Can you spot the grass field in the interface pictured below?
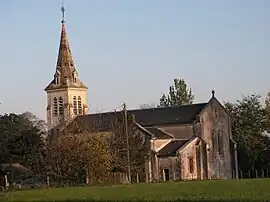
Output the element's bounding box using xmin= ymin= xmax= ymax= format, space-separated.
xmin=1 ymin=179 xmax=270 ymax=202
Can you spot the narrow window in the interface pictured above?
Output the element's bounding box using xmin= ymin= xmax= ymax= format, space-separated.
xmin=72 ymin=71 xmax=77 ymax=83
xmin=188 ymin=156 xmax=194 ymax=173
xmin=211 ymin=130 xmax=216 ymax=152
xmin=58 ymin=97 xmax=64 ymax=115
xmin=78 ymin=96 xmax=82 ymax=114
xmin=53 ymin=97 xmax=58 ymax=116
xmin=218 ymin=131 xmax=223 ymax=156
xmin=73 ymin=96 xmax=77 ymax=115
xmin=214 ymin=108 xmax=218 ymax=117
xmin=55 ymin=76 xmax=59 ymax=84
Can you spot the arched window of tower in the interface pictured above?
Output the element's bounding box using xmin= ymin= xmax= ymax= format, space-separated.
xmin=53 ymin=97 xmax=58 ymax=116
xmin=73 ymin=96 xmax=77 ymax=115
xmin=78 ymin=96 xmax=82 ymax=114
xmin=59 ymin=97 xmax=64 ymax=115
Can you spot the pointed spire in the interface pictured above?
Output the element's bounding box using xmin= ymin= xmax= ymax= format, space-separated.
xmin=44 ymin=5 xmax=88 ymax=91
xmin=56 ymin=5 xmax=75 ymax=84
xmin=61 ymin=4 xmax=65 ymax=23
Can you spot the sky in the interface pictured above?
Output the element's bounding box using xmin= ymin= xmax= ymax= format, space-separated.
xmin=0 ymin=0 xmax=269 ymax=120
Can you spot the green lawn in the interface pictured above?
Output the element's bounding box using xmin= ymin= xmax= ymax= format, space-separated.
xmin=2 ymin=179 xmax=270 ymax=202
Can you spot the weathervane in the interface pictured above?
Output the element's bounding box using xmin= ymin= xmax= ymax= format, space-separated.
xmin=61 ymin=3 xmax=65 ymax=23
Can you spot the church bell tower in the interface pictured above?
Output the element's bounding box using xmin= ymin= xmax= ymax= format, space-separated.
xmin=45 ymin=6 xmax=88 ymax=130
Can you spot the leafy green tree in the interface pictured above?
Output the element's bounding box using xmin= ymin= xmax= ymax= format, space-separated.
xmin=46 ymin=133 xmax=113 ymax=185
xmin=224 ymin=95 xmax=270 ymax=172
xmin=0 ymin=113 xmax=45 ymax=172
xmin=265 ymin=92 xmax=270 ymax=131
xmin=159 ymin=78 xmax=194 ymax=107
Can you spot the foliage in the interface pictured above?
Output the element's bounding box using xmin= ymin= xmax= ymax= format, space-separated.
xmin=3 ymin=179 xmax=270 ymax=201
xmin=108 ymin=113 xmax=149 ymax=180
xmin=224 ymin=94 xmax=270 ymax=171
xmin=159 ymin=78 xmax=194 ymax=107
xmin=265 ymin=92 xmax=270 ymax=131
xmin=0 ymin=112 xmax=45 ymax=172
xmin=46 ymin=133 xmax=113 ymax=185
xmin=20 ymin=112 xmax=47 ymax=134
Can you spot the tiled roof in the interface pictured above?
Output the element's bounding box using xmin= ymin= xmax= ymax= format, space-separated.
xmin=157 ymin=140 xmax=189 ymax=157
xmin=70 ymin=103 xmax=207 ymax=132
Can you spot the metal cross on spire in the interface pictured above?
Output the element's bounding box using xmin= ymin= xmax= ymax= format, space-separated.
xmin=61 ymin=3 xmax=65 ymax=23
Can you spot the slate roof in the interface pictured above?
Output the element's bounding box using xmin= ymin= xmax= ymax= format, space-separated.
xmin=70 ymin=103 xmax=207 ymax=132
xmin=145 ymin=127 xmax=174 ymax=139
xmin=157 ymin=140 xmax=189 ymax=157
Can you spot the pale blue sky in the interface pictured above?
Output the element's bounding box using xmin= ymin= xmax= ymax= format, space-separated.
xmin=0 ymin=0 xmax=269 ymax=120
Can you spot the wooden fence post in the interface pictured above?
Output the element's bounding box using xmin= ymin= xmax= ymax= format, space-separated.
xmin=240 ymin=170 xmax=243 ymax=179
xmin=85 ymin=168 xmax=89 ymax=185
xmin=162 ymin=170 xmax=166 ymax=182
xmin=46 ymin=172 xmax=50 ymax=187
xmin=136 ymin=173 xmax=139 ymax=183
xmin=4 ymin=175 xmax=9 ymax=189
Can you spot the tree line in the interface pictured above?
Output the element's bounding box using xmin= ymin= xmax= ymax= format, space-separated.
xmin=0 ymin=111 xmax=148 ymax=185
xmin=0 ymin=78 xmax=269 ymax=185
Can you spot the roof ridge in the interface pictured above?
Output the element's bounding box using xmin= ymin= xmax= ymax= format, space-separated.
xmin=86 ymin=102 xmax=208 ymax=116
xmin=130 ymin=102 xmax=208 ymax=111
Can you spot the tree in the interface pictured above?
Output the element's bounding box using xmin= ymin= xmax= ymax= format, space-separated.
xmin=107 ymin=112 xmax=150 ymax=182
xmin=159 ymin=78 xmax=194 ymax=107
xmin=224 ymin=94 xmax=270 ymax=172
xmin=20 ymin=112 xmax=47 ymax=135
xmin=0 ymin=113 xmax=45 ymax=172
xmin=46 ymin=133 xmax=113 ymax=185
xmin=265 ymin=92 xmax=270 ymax=131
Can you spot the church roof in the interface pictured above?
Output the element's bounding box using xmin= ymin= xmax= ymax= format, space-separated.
xmin=45 ymin=6 xmax=87 ymax=91
xmin=145 ymin=127 xmax=174 ymax=139
xmin=69 ymin=103 xmax=207 ymax=132
xmin=157 ymin=140 xmax=189 ymax=157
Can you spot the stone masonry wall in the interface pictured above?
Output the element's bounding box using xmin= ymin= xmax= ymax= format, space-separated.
xmin=199 ymin=98 xmax=232 ymax=179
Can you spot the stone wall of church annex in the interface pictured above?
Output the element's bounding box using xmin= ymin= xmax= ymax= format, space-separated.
xmin=199 ymin=99 xmax=232 ymax=179
xmin=178 ymin=138 xmax=199 ymax=180
xmin=157 ymin=157 xmax=179 ymax=181
xmin=157 ymin=124 xmax=194 ymax=139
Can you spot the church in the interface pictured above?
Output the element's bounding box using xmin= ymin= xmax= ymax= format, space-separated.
xmin=45 ymin=7 xmax=238 ymax=182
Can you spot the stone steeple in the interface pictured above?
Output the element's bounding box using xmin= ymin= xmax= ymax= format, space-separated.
xmin=45 ymin=6 xmax=87 ymax=91
xmin=45 ymin=6 xmax=88 ymax=130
